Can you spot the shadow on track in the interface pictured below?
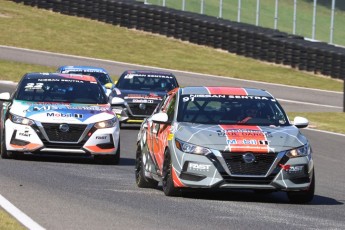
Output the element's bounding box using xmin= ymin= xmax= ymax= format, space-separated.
xmin=152 ymin=186 xmax=343 ymax=205
xmin=5 ymin=154 xmax=136 ymax=166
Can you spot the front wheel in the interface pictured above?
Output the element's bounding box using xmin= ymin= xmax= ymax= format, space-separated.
xmin=135 ymin=145 xmax=158 ymax=188
xmin=287 ymin=169 xmax=315 ymax=204
xmin=0 ymin=130 xmax=14 ymax=159
xmin=162 ymin=149 xmax=181 ymax=197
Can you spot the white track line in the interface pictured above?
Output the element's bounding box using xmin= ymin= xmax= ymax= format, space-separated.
xmin=277 ymin=98 xmax=343 ymax=109
xmin=0 ymin=195 xmax=45 ymax=230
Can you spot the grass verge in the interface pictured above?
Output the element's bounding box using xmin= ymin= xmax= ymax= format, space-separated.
xmin=0 ymin=208 xmax=25 ymax=230
xmin=288 ymin=112 xmax=345 ymax=135
xmin=0 ymin=1 xmax=343 ymax=91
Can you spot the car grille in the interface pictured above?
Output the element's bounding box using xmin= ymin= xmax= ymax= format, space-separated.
xmin=41 ymin=140 xmax=86 ymax=149
xmin=41 ymin=123 xmax=87 ymax=142
xmin=128 ymin=103 xmax=158 ymax=116
xmin=221 ymin=151 xmax=277 ymax=176
xmin=221 ymin=174 xmax=277 ymax=185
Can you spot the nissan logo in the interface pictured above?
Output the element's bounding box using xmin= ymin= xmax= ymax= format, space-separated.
xmin=242 ymin=152 xmax=256 ymax=163
xmin=139 ymin=103 xmax=146 ymax=110
xmin=59 ymin=124 xmax=70 ymax=132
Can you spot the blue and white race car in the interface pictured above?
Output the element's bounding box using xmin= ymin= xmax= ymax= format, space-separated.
xmin=56 ymin=66 xmax=115 ymax=96
xmin=0 ymin=73 xmax=120 ymax=164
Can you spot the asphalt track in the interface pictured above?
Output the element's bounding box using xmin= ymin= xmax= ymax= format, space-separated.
xmin=0 ymin=46 xmax=344 ymax=229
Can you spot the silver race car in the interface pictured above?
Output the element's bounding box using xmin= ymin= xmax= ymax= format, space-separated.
xmin=136 ymin=86 xmax=315 ymax=203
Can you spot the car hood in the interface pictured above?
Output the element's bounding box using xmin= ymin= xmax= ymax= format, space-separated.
xmin=114 ymin=89 xmax=165 ymax=102
xmin=10 ymin=100 xmax=115 ymax=124
xmin=173 ymin=123 xmax=308 ymax=153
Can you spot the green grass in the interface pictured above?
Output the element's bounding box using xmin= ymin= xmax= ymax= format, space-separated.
xmin=288 ymin=112 xmax=345 ymax=134
xmin=0 ymin=209 xmax=25 ymax=230
xmin=142 ymin=0 xmax=345 ymax=46
xmin=0 ymin=1 xmax=342 ymax=91
xmin=0 ymin=60 xmax=56 ymax=81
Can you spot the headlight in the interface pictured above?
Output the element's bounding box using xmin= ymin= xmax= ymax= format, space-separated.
xmin=9 ymin=114 xmax=35 ymax=126
xmin=286 ymin=143 xmax=311 ymax=158
xmin=175 ymin=138 xmax=211 ymax=155
xmin=94 ymin=117 xmax=117 ymax=129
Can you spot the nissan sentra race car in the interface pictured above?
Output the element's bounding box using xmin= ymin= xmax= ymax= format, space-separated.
xmin=135 ymin=86 xmax=315 ymax=203
xmin=0 ymin=73 xmax=120 ymax=164
xmin=56 ymin=66 xmax=115 ymax=96
xmin=110 ymin=70 xmax=179 ymax=125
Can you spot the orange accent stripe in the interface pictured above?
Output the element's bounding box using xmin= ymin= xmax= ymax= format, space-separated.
xmin=10 ymin=143 xmax=41 ymax=151
xmin=172 ymin=167 xmax=186 ymax=188
xmin=206 ymin=87 xmax=247 ymax=95
xmin=85 ymin=145 xmax=115 ymax=153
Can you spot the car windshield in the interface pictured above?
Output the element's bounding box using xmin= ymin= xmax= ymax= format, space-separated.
xmin=177 ymin=94 xmax=289 ymax=126
xmin=15 ymin=78 xmax=108 ymax=104
xmin=116 ymin=75 xmax=178 ymax=92
xmin=65 ymin=71 xmax=112 ymax=85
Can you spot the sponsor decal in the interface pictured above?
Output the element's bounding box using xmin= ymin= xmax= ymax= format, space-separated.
xmin=18 ymin=132 xmax=31 ymax=137
xmin=47 ymin=112 xmax=73 ymax=117
xmin=280 ymin=165 xmax=305 ymax=173
xmin=182 ymin=94 xmax=271 ymax=102
xmin=220 ymin=125 xmax=269 ymax=153
xmin=124 ymin=74 xmax=173 ymax=79
xmin=217 ymin=129 xmax=272 ymax=138
xmin=132 ymin=99 xmax=154 ymax=103
xmin=25 ymin=83 xmax=44 ymax=90
xmin=65 ymin=105 xmax=108 ymax=111
xmin=125 ymin=94 xmax=162 ymax=100
xmin=288 ymin=165 xmax=304 ymax=173
xmin=62 ymin=69 xmax=106 ymax=73
xmin=96 ymin=136 xmax=108 ymax=140
xmin=188 ymin=162 xmax=211 ymax=172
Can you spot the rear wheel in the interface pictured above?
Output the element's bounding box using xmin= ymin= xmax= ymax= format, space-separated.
xmin=287 ymin=169 xmax=315 ymax=204
xmin=162 ymin=149 xmax=181 ymax=197
xmin=135 ymin=145 xmax=158 ymax=188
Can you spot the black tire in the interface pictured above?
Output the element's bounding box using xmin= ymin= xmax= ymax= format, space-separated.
xmin=162 ymin=149 xmax=181 ymax=197
xmin=0 ymin=130 xmax=13 ymax=159
xmin=135 ymin=145 xmax=158 ymax=188
xmin=287 ymin=169 xmax=315 ymax=204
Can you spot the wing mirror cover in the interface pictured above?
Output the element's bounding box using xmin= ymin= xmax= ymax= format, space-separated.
xmin=0 ymin=92 xmax=10 ymax=101
xmin=293 ymin=116 xmax=309 ymax=128
xmin=111 ymin=97 xmax=125 ymax=105
xmin=151 ymin=112 xmax=170 ymax=124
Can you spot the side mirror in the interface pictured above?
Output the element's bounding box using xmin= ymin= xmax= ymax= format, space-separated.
xmin=293 ymin=116 xmax=309 ymax=128
xmin=151 ymin=112 xmax=170 ymax=124
xmin=111 ymin=97 xmax=125 ymax=105
xmin=0 ymin=92 xmax=10 ymax=101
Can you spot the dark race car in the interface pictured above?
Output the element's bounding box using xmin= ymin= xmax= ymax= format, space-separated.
xmin=110 ymin=70 xmax=179 ymax=125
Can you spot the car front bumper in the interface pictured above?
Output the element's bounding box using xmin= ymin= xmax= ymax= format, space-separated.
xmin=4 ymin=119 xmax=120 ymax=156
xmin=170 ymin=146 xmax=314 ymax=191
